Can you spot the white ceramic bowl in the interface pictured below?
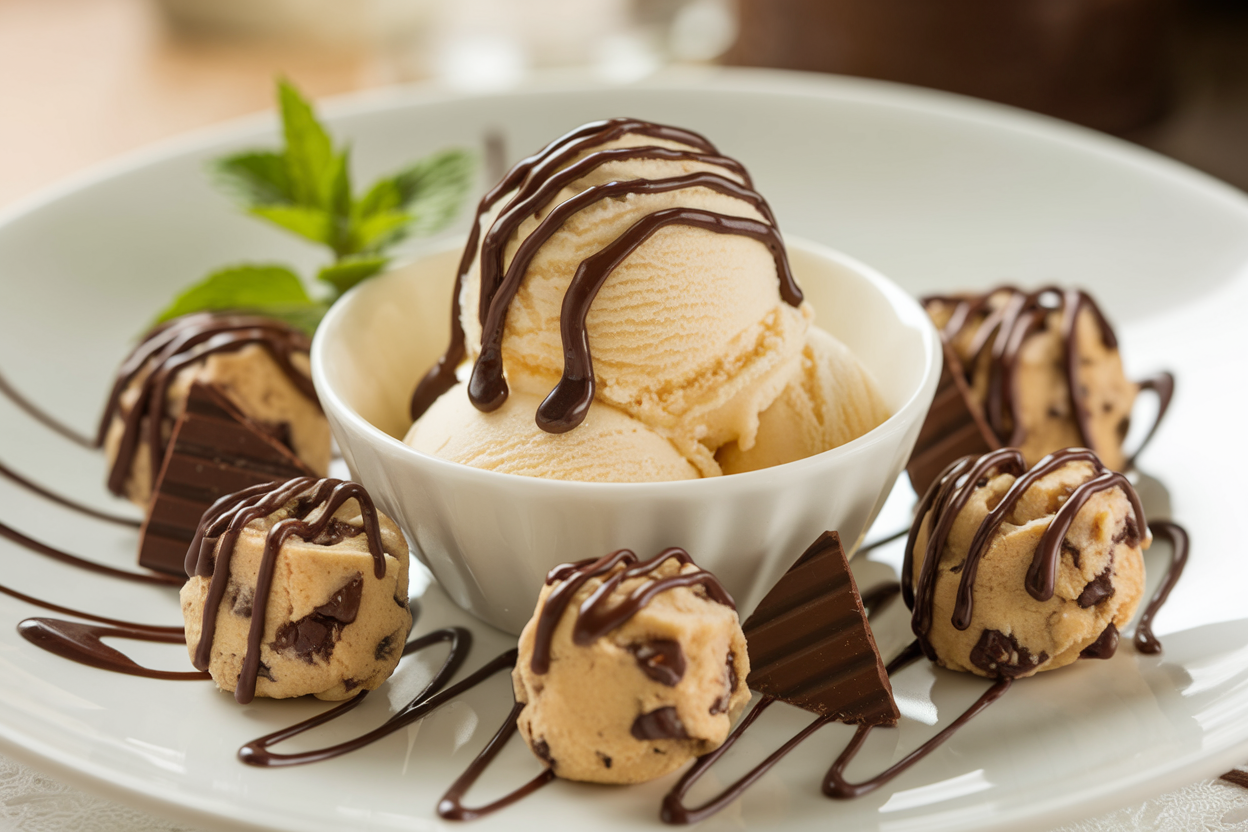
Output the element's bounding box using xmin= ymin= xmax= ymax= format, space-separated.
xmin=312 ymin=236 xmax=940 ymax=634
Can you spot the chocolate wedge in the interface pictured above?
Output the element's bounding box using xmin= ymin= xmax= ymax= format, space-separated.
xmin=906 ymin=341 xmax=999 ymax=497
xmin=742 ymin=531 xmax=899 ymax=725
xmin=137 ymin=382 xmax=314 ymax=576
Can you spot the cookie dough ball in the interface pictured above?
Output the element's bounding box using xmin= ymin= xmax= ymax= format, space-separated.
xmin=909 ymin=450 xmax=1148 ymax=678
xmin=927 ymin=288 xmax=1138 ymax=471
xmin=102 ymin=313 xmax=331 ymax=506
xmin=182 ymin=478 xmax=412 ymax=701
xmin=512 ymin=549 xmax=750 ymax=784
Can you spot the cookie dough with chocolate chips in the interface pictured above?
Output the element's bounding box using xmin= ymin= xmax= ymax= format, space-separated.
xmin=101 ymin=313 xmax=331 ymax=507
xmin=906 ymin=448 xmax=1149 ymax=679
xmin=181 ymin=477 xmax=412 ymax=702
xmin=512 ymin=548 xmax=750 ymax=784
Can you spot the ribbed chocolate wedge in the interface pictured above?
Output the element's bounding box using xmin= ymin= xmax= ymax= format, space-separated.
xmin=137 ymin=382 xmax=314 ymax=576
xmin=742 ymin=531 xmax=899 ymax=725
xmin=906 ymin=341 xmax=999 ymax=496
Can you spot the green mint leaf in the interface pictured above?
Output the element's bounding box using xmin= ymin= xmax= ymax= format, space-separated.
xmin=327 ymin=150 xmax=353 ymax=256
xmin=152 ymin=264 xmax=327 ymax=333
xmin=249 ymin=205 xmax=334 ymax=246
xmin=212 ymin=151 xmax=294 ymax=206
xmin=349 ymin=209 xmax=413 ymax=254
xmin=317 ymin=255 xmax=389 ymax=295
xmin=278 ymin=79 xmax=337 ymax=209
xmin=364 ymin=148 xmax=475 ymax=239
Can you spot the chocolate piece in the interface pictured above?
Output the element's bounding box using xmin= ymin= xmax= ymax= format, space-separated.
xmin=137 ymin=382 xmax=314 ymax=576
xmin=631 ymin=707 xmax=690 ymax=740
xmin=968 ymin=629 xmax=1047 ymax=677
xmin=906 ymin=341 xmax=999 ymax=496
xmin=1080 ymin=624 xmax=1119 ymax=659
xmin=708 ymin=652 xmax=738 ymax=715
xmin=1077 ymin=567 xmax=1115 ymax=608
xmin=741 ymin=531 xmax=899 ymax=725
xmin=629 ymin=640 xmax=686 ymax=687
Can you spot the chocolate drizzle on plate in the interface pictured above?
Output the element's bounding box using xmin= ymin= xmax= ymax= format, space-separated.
xmin=185 ymin=477 xmax=389 ymax=704
xmin=1135 ymin=520 xmax=1189 ymax=654
xmin=409 ymin=117 xmax=802 ymax=431
xmin=529 ymin=546 xmax=734 ymax=675
xmin=0 ymin=457 xmax=139 ymax=528
xmin=98 ymin=312 xmax=317 ymax=498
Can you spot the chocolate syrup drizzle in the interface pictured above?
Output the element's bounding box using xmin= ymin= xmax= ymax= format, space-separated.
xmin=98 ymin=312 xmax=317 ymax=497
xmin=925 ymin=287 xmax=1173 ymax=466
xmin=1135 ymin=520 xmax=1188 ymax=654
xmin=902 ymin=448 xmax=1148 ymax=660
xmin=0 ymin=516 xmax=179 ymax=586
xmin=185 ymin=477 xmax=389 ymax=704
xmin=530 ymin=547 xmax=735 ymax=675
xmin=409 ymin=117 xmax=802 ymax=432
xmin=0 ymin=366 xmax=95 ymax=448
xmin=0 ymin=458 xmax=139 ymax=528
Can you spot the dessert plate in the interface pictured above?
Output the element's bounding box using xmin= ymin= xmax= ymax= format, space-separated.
xmin=2 ymin=68 xmax=1248 ymax=832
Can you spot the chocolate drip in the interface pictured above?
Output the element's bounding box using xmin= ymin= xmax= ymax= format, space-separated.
xmin=0 ymin=517 xmax=180 ymax=586
xmin=661 ymin=641 xmax=926 ymax=824
xmin=0 ymin=458 xmax=139 ymax=528
xmin=98 ymin=313 xmax=316 ymax=497
xmin=238 ymin=628 xmax=473 ymax=766
xmin=0 ymin=366 xmax=95 ymax=448
xmin=185 ymin=477 xmax=390 ymax=704
xmin=409 ymin=117 xmax=802 ymax=431
xmin=18 ymin=618 xmax=208 ymax=681
xmin=1080 ymin=623 xmax=1119 ymax=659
xmin=529 ymin=547 xmax=733 ymax=675
xmin=1134 ymin=520 xmax=1188 ymax=654
xmin=923 ymin=287 xmax=1170 ymax=467
xmin=904 ymin=449 xmax=1148 ymax=660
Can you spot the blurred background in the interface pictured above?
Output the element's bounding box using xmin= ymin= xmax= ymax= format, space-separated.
xmin=2 ymin=0 xmax=1248 ymax=211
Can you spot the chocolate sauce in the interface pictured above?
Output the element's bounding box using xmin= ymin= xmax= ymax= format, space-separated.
xmin=238 ymin=627 xmax=473 ymax=767
xmin=18 ymin=618 xmax=208 ymax=681
xmin=409 ymin=117 xmax=802 ymax=431
xmin=1134 ymin=520 xmax=1188 ymax=654
xmin=924 ymin=287 xmax=1171 ymax=467
xmin=185 ymin=477 xmax=390 ymax=704
xmin=904 ymin=448 xmax=1148 ymax=660
xmin=438 ymin=701 xmax=557 ymax=821
xmin=530 ymin=547 xmax=734 ymax=675
xmin=0 ymin=366 xmax=95 ymax=448
xmin=0 ymin=517 xmax=180 ymax=586
xmin=98 ymin=313 xmax=316 ymax=498
xmin=0 ymin=458 xmax=138 ymax=528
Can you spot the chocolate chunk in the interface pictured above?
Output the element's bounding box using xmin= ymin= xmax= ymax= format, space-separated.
xmin=906 ymin=342 xmax=1000 ymax=496
xmin=273 ymin=616 xmax=336 ymax=663
xmin=532 ymin=738 xmax=555 ymax=767
xmin=229 ymin=583 xmax=254 ymax=617
xmin=969 ymin=629 xmax=1048 ymax=678
xmin=315 ymin=574 xmax=364 ymax=623
xmin=1077 ymin=567 xmax=1115 ymax=608
xmin=1062 ymin=540 xmax=1082 ymax=570
xmin=741 ymin=531 xmax=899 ymax=725
xmin=597 ymin=752 xmax=613 ymax=769
xmin=1080 ymin=624 xmax=1119 ymax=660
xmin=629 ymin=640 xmax=686 ymax=687
xmin=138 ymin=382 xmax=315 ymax=576
xmin=312 ymin=518 xmax=364 ymax=547
xmin=375 ymin=633 xmax=396 ymax=662
xmin=631 ymin=707 xmax=689 ymax=740
xmin=1113 ymin=516 xmax=1140 ymax=548
xmin=256 ymin=661 xmax=276 ymax=682
xmin=709 ymin=651 xmax=738 ymax=715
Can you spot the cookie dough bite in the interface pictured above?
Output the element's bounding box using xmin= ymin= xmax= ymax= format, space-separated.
xmin=909 ymin=287 xmax=1167 ymax=494
xmin=512 ymin=548 xmax=750 ymax=784
xmin=181 ymin=477 xmax=412 ymax=703
xmin=905 ymin=448 xmax=1149 ymax=679
xmin=100 ymin=312 xmax=331 ymax=507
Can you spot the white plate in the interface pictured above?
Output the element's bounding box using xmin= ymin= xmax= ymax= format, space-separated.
xmin=1 ymin=68 xmax=1247 ymax=832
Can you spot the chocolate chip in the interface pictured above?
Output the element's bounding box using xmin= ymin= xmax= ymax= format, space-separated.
xmin=1113 ymin=516 xmax=1140 ymax=548
xmin=949 ymin=560 xmax=965 ymax=574
xmin=1077 ymin=568 xmax=1115 ymax=608
xmin=597 ymin=751 xmax=613 ymax=769
xmin=1117 ymin=416 xmax=1130 ymax=442
xmin=313 ymin=518 xmax=364 ymax=547
xmin=629 ymin=640 xmax=686 ymax=687
xmin=343 ymin=678 xmax=360 ymax=691
xmin=256 ymin=661 xmax=275 ymax=682
xmin=229 ymin=583 xmax=254 ymax=618
xmin=969 ymin=629 xmax=1048 ymax=678
xmin=314 ymin=574 xmax=363 ymax=624
xmin=1102 ymin=402 xmax=1113 ymax=413
xmin=1047 ymin=406 xmax=1062 ymax=419
xmin=1062 ymin=540 xmax=1082 ymax=570
xmin=375 ymin=633 xmax=396 ymax=662
xmin=1080 ymin=624 xmax=1119 ymax=660
xmin=532 ymin=738 xmax=555 ymax=768
xmin=975 ymin=477 xmax=989 ymax=488
xmin=631 ymin=707 xmax=689 ymax=740
xmin=273 ymin=617 xmax=337 ymax=663
xmin=709 ymin=652 xmax=738 ymax=715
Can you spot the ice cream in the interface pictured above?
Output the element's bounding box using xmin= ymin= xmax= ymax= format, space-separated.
xmin=101 ymin=312 xmax=331 ymax=506
xmin=181 ymin=477 xmax=412 ymax=703
xmin=511 ymin=547 xmax=750 ymax=784
xmin=907 ymin=286 xmax=1173 ymax=494
xmin=904 ymin=448 xmax=1149 ymax=678
xmin=405 ymin=118 xmax=889 ymax=481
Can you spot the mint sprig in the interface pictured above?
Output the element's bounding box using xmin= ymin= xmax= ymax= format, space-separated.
xmin=154 ymin=79 xmax=474 ymax=332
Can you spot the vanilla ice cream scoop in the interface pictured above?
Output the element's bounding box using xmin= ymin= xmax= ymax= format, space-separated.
xmin=407 ymin=118 xmax=888 ymax=480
